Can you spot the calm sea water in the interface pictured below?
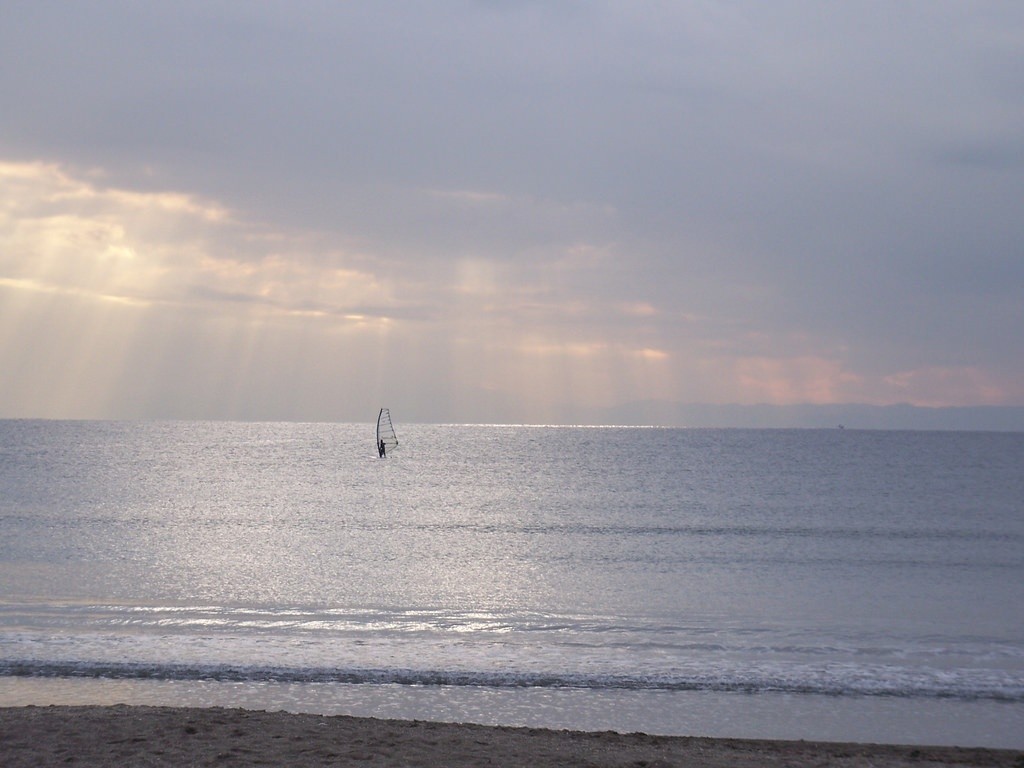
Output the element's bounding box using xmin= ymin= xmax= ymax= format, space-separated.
xmin=1 ymin=421 xmax=1022 ymax=747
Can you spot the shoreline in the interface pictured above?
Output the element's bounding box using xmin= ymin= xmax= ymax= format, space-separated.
xmin=1 ymin=705 xmax=1020 ymax=767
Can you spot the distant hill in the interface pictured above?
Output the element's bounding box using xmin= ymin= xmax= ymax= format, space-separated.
xmin=588 ymin=402 xmax=1024 ymax=431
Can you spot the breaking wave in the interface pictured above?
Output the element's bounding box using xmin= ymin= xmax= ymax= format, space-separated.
xmin=3 ymin=659 xmax=1021 ymax=702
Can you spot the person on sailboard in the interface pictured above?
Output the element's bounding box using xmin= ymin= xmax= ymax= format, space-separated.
xmin=378 ymin=439 xmax=386 ymax=458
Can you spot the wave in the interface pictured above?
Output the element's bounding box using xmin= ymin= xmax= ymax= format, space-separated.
xmin=2 ymin=660 xmax=1021 ymax=702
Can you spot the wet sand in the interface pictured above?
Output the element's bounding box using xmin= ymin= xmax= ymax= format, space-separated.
xmin=0 ymin=705 xmax=1020 ymax=766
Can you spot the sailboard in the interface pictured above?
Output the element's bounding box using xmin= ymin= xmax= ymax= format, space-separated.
xmin=376 ymin=408 xmax=398 ymax=457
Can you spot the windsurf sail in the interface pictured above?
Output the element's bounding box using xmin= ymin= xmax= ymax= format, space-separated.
xmin=376 ymin=408 xmax=398 ymax=457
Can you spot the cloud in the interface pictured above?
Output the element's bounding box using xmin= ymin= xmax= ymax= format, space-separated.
xmin=1 ymin=3 xmax=1023 ymax=422
xmin=0 ymin=162 xmax=394 ymax=324
xmin=883 ymin=367 xmax=1012 ymax=408
xmin=0 ymin=161 xmax=664 ymax=420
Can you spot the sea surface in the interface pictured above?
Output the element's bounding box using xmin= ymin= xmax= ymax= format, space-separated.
xmin=1 ymin=420 xmax=1022 ymax=748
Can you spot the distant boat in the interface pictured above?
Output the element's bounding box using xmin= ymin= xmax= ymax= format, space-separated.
xmin=376 ymin=408 xmax=398 ymax=458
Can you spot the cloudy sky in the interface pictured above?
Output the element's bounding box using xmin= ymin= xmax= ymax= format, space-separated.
xmin=2 ymin=2 xmax=1022 ymax=424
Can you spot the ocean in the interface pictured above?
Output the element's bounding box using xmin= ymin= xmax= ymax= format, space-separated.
xmin=1 ymin=420 xmax=1022 ymax=748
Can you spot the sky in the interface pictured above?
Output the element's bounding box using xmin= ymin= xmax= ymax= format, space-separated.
xmin=1 ymin=2 xmax=1022 ymax=424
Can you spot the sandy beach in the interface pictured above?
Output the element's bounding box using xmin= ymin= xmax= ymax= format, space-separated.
xmin=0 ymin=706 xmax=1019 ymax=767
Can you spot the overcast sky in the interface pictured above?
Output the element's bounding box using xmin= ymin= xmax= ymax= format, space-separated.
xmin=2 ymin=2 xmax=1022 ymax=424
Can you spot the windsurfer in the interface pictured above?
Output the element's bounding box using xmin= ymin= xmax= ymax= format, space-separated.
xmin=378 ymin=439 xmax=386 ymax=458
